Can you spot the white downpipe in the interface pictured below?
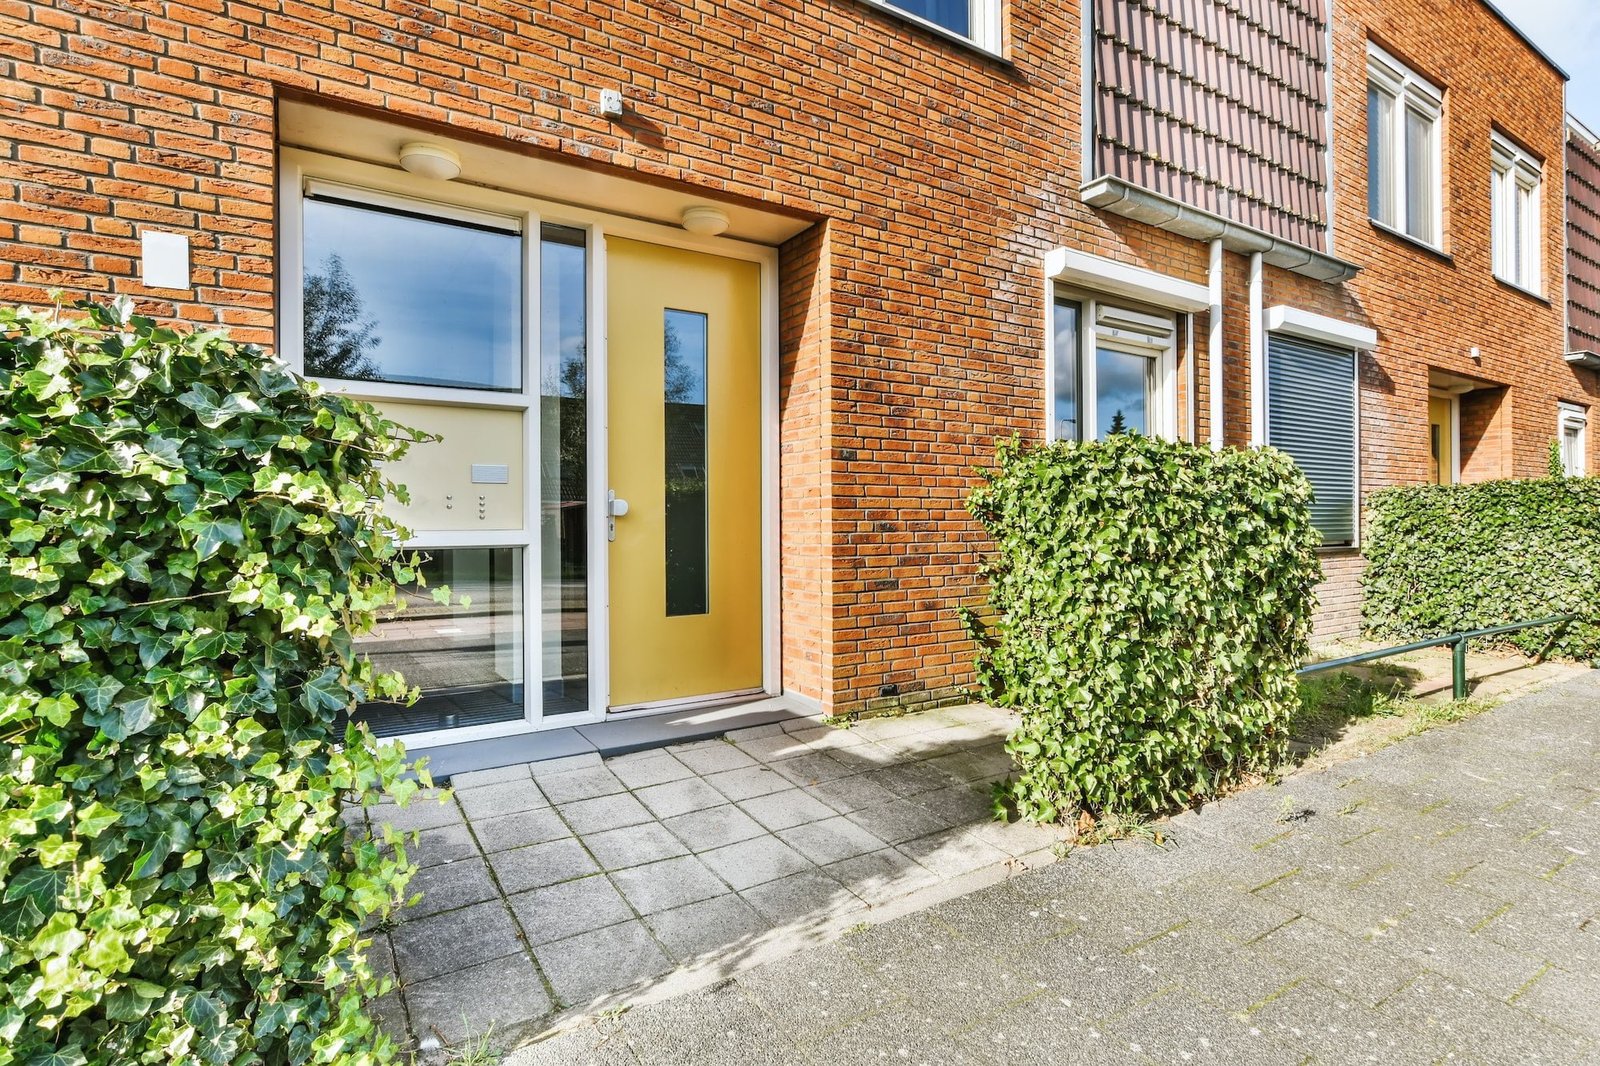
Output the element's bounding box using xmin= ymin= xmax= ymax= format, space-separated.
xmin=1248 ymin=250 xmax=1265 ymax=447
xmin=1207 ymin=239 xmax=1224 ymax=447
xmin=1184 ymin=312 xmax=1195 ymax=442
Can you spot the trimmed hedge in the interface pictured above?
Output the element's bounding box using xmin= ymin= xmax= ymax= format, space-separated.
xmin=1362 ymin=479 xmax=1600 ymax=659
xmin=1 ymin=299 xmax=428 ymax=1065
xmin=964 ymin=434 xmax=1322 ymax=820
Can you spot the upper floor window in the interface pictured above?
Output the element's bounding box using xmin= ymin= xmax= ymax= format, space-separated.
xmin=1367 ymin=45 xmax=1443 ymax=249
xmin=1491 ymin=134 xmax=1542 ymax=293
xmin=873 ymin=0 xmax=1000 ymax=52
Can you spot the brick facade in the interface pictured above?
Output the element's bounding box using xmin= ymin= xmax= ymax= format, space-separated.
xmin=2 ymin=0 xmax=1594 ymax=718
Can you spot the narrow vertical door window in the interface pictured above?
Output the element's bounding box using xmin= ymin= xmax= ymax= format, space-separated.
xmin=539 ymin=225 xmax=590 ymax=714
xmin=663 ymin=310 xmax=709 ymax=616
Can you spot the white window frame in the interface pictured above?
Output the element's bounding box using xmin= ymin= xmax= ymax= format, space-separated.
xmin=1048 ymin=288 xmax=1179 ymax=443
xmin=1491 ymin=133 xmax=1542 ymax=294
xmin=868 ymin=0 xmax=1001 ymax=54
xmin=1559 ymin=402 xmax=1588 ymax=477
xmin=1367 ymin=43 xmax=1444 ymax=249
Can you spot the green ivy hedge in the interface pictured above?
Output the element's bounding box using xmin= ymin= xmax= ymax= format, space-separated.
xmin=1362 ymin=479 xmax=1600 ymax=658
xmin=964 ymin=435 xmax=1322 ymax=820
xmin=1 ymin=299 xmax=430 ymax=1065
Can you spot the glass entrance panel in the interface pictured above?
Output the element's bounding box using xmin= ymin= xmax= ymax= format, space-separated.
xmin=1095 ymin=347 xmax=1151 ymax=438
xmin=539 ymin=225 xmax=591 ymax=716
xmin=351 ymin=548 xmax=524 ymax=737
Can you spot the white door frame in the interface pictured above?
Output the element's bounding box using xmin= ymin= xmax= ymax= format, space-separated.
xmin=277 ymin=149 xmax=782 ymax=748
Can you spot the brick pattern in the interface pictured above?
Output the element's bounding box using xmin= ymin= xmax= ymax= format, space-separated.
xmin=1092 ymin=0 xmax=1331 ymax=248
xmin=2 ymin=0 xmax=1595 ymax=716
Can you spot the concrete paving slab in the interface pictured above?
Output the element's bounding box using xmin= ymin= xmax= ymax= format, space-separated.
xmin=390 ymin=899 xmax=521 ymax=984
xmin=533 ymin=921 xmax=673 ymax=1009
xmin=405 ymin=951 xmax=550 ymax=1050
xmin=471 ymin=807 xmax=570 ymax=853
xmin=633 ymin=777 xmax=726 ymax=819
xmin=605 ymin=750 xmax=694 ymax=790
xmin=489 ymin=838 xmax=599 ymax=894
xmin=557 ymin=792 xmax=654 ymax=835
xmin=659 ymin=804 xmax=767 ymax=852
xmin=580 ymin=821 xmax=689 ymax=870
xmin=643 ymin=893 xmax=772 ymax=963
xmin=609 ymin=855 xmax=729 ymax=915
xmin=403 ymin=858 xmax=499 ymax=921
xmin=736 ymin=788 xmax=837 ymax=831
xmin=697 ymin=835 xmax=814 ymax=891
xmin=507 ymin=873 xmax=634 ymax=947
xmin=776 ymin=815 xmax=889 ymax=866
xmin=455 ymin=778 xmax=550 ymax=820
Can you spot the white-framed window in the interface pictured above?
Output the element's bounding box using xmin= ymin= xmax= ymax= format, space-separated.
xmin=1367 ymin=43 xmax=1443 ymax=249
xmin=1050 ymin=291 xmax=1177 ymax=442
xmin=1491 ymin=133 xmax=1542 ymax=293
xmin=1560 ymin=402 xmax=1588 ymax=477
xmin=1266 ymin=333 xmax=1359 ymax=547
xmin=871 ymin=0 xmax=1000 ymax=52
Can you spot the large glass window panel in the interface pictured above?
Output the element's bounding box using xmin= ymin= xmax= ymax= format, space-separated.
xmin=1367 ymin=86 xmax=1395 ymax=226
xmin=1053 ymin=298 xmax=1081 ymax=441
xmin=1404 ymin=107 xmax=1435 ymax=243
xmin=663 ymin=309 xmax=709 ymax=617
xmin=1095 ymin=348 xmax=1150 ymax=439
xmin=351 ymin=548 xmax=524 ymax=737
xmin=885 ymin=0 xmax=970 ymax=37
xmin=302 ymin=196 xmax=522 ymax=390
xmin=539 ymin=225 xmax=589 ymax=715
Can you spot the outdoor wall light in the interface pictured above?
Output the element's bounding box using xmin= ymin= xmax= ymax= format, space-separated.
xmin=398 ymin=142 xmax=462 ymax=181
xmin=681 ymin=205 xmax=730 ymax=236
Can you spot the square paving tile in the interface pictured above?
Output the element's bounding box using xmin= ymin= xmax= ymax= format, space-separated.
xmin=609 ymin=855 xmax=730 ymax=915
xmin=846 ymin=798 xmax=951 ymax=844
xmin=559 ymin=792 xmax=654 ymax=835
xmin=769 ymin=752 xmax=857 ymax=787
xmin=456 ymin=778 xmax=550 ymax=821
xmin=669 ymin=739 xmax=759 ymax=775
xmin=862 ymin=762 xmax=960 ymax=798
xmin=728 ymin=731 xmax=815 ymax=763
xmin=404 ymin=951 xmax=551 ymax=1048
xmin=636 ymin=777 xmax=728 ymax=819
xmin=583 ymin=821 xmax=691 ymax=870
xmin=390 ymin=898 xmax=520 ymax=984
xmin=896 ymin=828 xmax=1013 ymax=879
xmin=403 ymin=858 xmax=499 ymax=920
xmin=739 ymin=869 xmax=864 ymax=925
xmin=646 ymin=893 xmax=772 ymax=962
xmin=608 ymin=751 xmax=695 ymax=789
xmin=738 ymin=789 xmax=837 ymax=831
xmin=702 ymin=764 xmax=792 ymax=802
xmin=663 ymin=805 xmax=769 ymax=852
xmin=507 ymin=873 xmax=635 ymax=946
xmin=778 ymin=816 xmax=890 ymax=866
xmin=410 ymin=823 xmax=478 ymax=868
xmin=808 ymin=774 xmax=902 ymax=814
xmin=825 ymin=849 xmax=941 ymax=906
xmin=534 ymin=920 xmax=674 ymax=1008
xmin=489 ymin=837 xmax=599 ymax=894
xmin=472 ymin=807 xmax=570 ymax=853
xmin=698 ymin=835 xmax=815 ymax=891
xmin=370 ymin=794 xmax=463 ymax=833
xmin=536 ymin=764 xmax=628 ymax=804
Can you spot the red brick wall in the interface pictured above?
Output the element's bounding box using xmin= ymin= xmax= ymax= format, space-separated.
xmin=3 ymin=0 xmax=1593 ymax=710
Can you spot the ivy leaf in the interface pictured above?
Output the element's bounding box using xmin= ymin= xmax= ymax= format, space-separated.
xmin=184 ymin=516 xmax=245 ymax=561
xmin=301 ymin=667 xmax=349 ymax=714
xmin=0 ymin=866 xmax=67 ymax=936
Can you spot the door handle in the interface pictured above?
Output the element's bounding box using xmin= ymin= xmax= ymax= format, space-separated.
xmin=608 ymin=490 xmax=629 ymax=541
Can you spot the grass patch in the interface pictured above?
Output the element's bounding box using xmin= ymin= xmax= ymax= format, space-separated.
xmin=1289 ymin=665 xmax=1498 ymax=761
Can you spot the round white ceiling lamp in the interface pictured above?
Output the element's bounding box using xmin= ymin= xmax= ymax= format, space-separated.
xmin=398 ymin=142 xmax=462 ymax=181
xmin=681 ymin=205 xmax=730 ymax=236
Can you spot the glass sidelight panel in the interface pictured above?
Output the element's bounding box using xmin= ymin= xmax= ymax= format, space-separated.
xmin=301 ymin=195 xmax=522 ymax=390
xmin=663 ymin=309 xmax=709 ymax=616
xmin=1052 ymin=298 xmax=1081 ymax=441
xmin=539 ymin=225 xmax=590 ymax=715
xmin=351 ymin=548 xmax=524 ymax=738
xmin=1095 ymin=347 xmax=1150 ymax=438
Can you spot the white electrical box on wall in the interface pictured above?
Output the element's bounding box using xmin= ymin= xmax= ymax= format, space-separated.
xmin=140 ymin=231 xmax=191 ymax=290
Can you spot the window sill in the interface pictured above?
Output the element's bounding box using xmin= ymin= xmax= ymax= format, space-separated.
xmin=849 ymin=0 xmax=1011 ymax=66
xmin=1493 ymin=275 xmax=1549 ymax=305
xmin=1368 ymin=219 xmax=1452 ymax=264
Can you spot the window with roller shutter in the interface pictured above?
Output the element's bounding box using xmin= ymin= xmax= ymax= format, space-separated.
xmin=1267 ymin=334 xmax=1359 ymax=547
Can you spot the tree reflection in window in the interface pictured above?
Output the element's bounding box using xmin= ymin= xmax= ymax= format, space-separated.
xmin=663 ymin=310 xmax=708 ymax=617
xmin=302 ymin=253 xmax=381 ymax=380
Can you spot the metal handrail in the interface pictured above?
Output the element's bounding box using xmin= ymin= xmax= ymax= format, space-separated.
xmin=1297 ymin=613 xmax=1582 ymax=700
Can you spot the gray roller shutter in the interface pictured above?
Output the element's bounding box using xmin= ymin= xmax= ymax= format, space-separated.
xmin=1267 ymin=333 xmax=1358 ymax=546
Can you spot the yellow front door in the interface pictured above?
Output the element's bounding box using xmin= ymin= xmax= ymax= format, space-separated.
xmin=1428 ymin=396 xmax=1454 ymax=484
xmin=606 ymin=237 xmax=763 ymax=708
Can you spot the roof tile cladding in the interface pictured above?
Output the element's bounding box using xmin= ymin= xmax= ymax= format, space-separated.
xmin=1568 ymin=128 xmax=1600 ymax=354
xmin=1092 ymin=0 xmax=1330 ymax=250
